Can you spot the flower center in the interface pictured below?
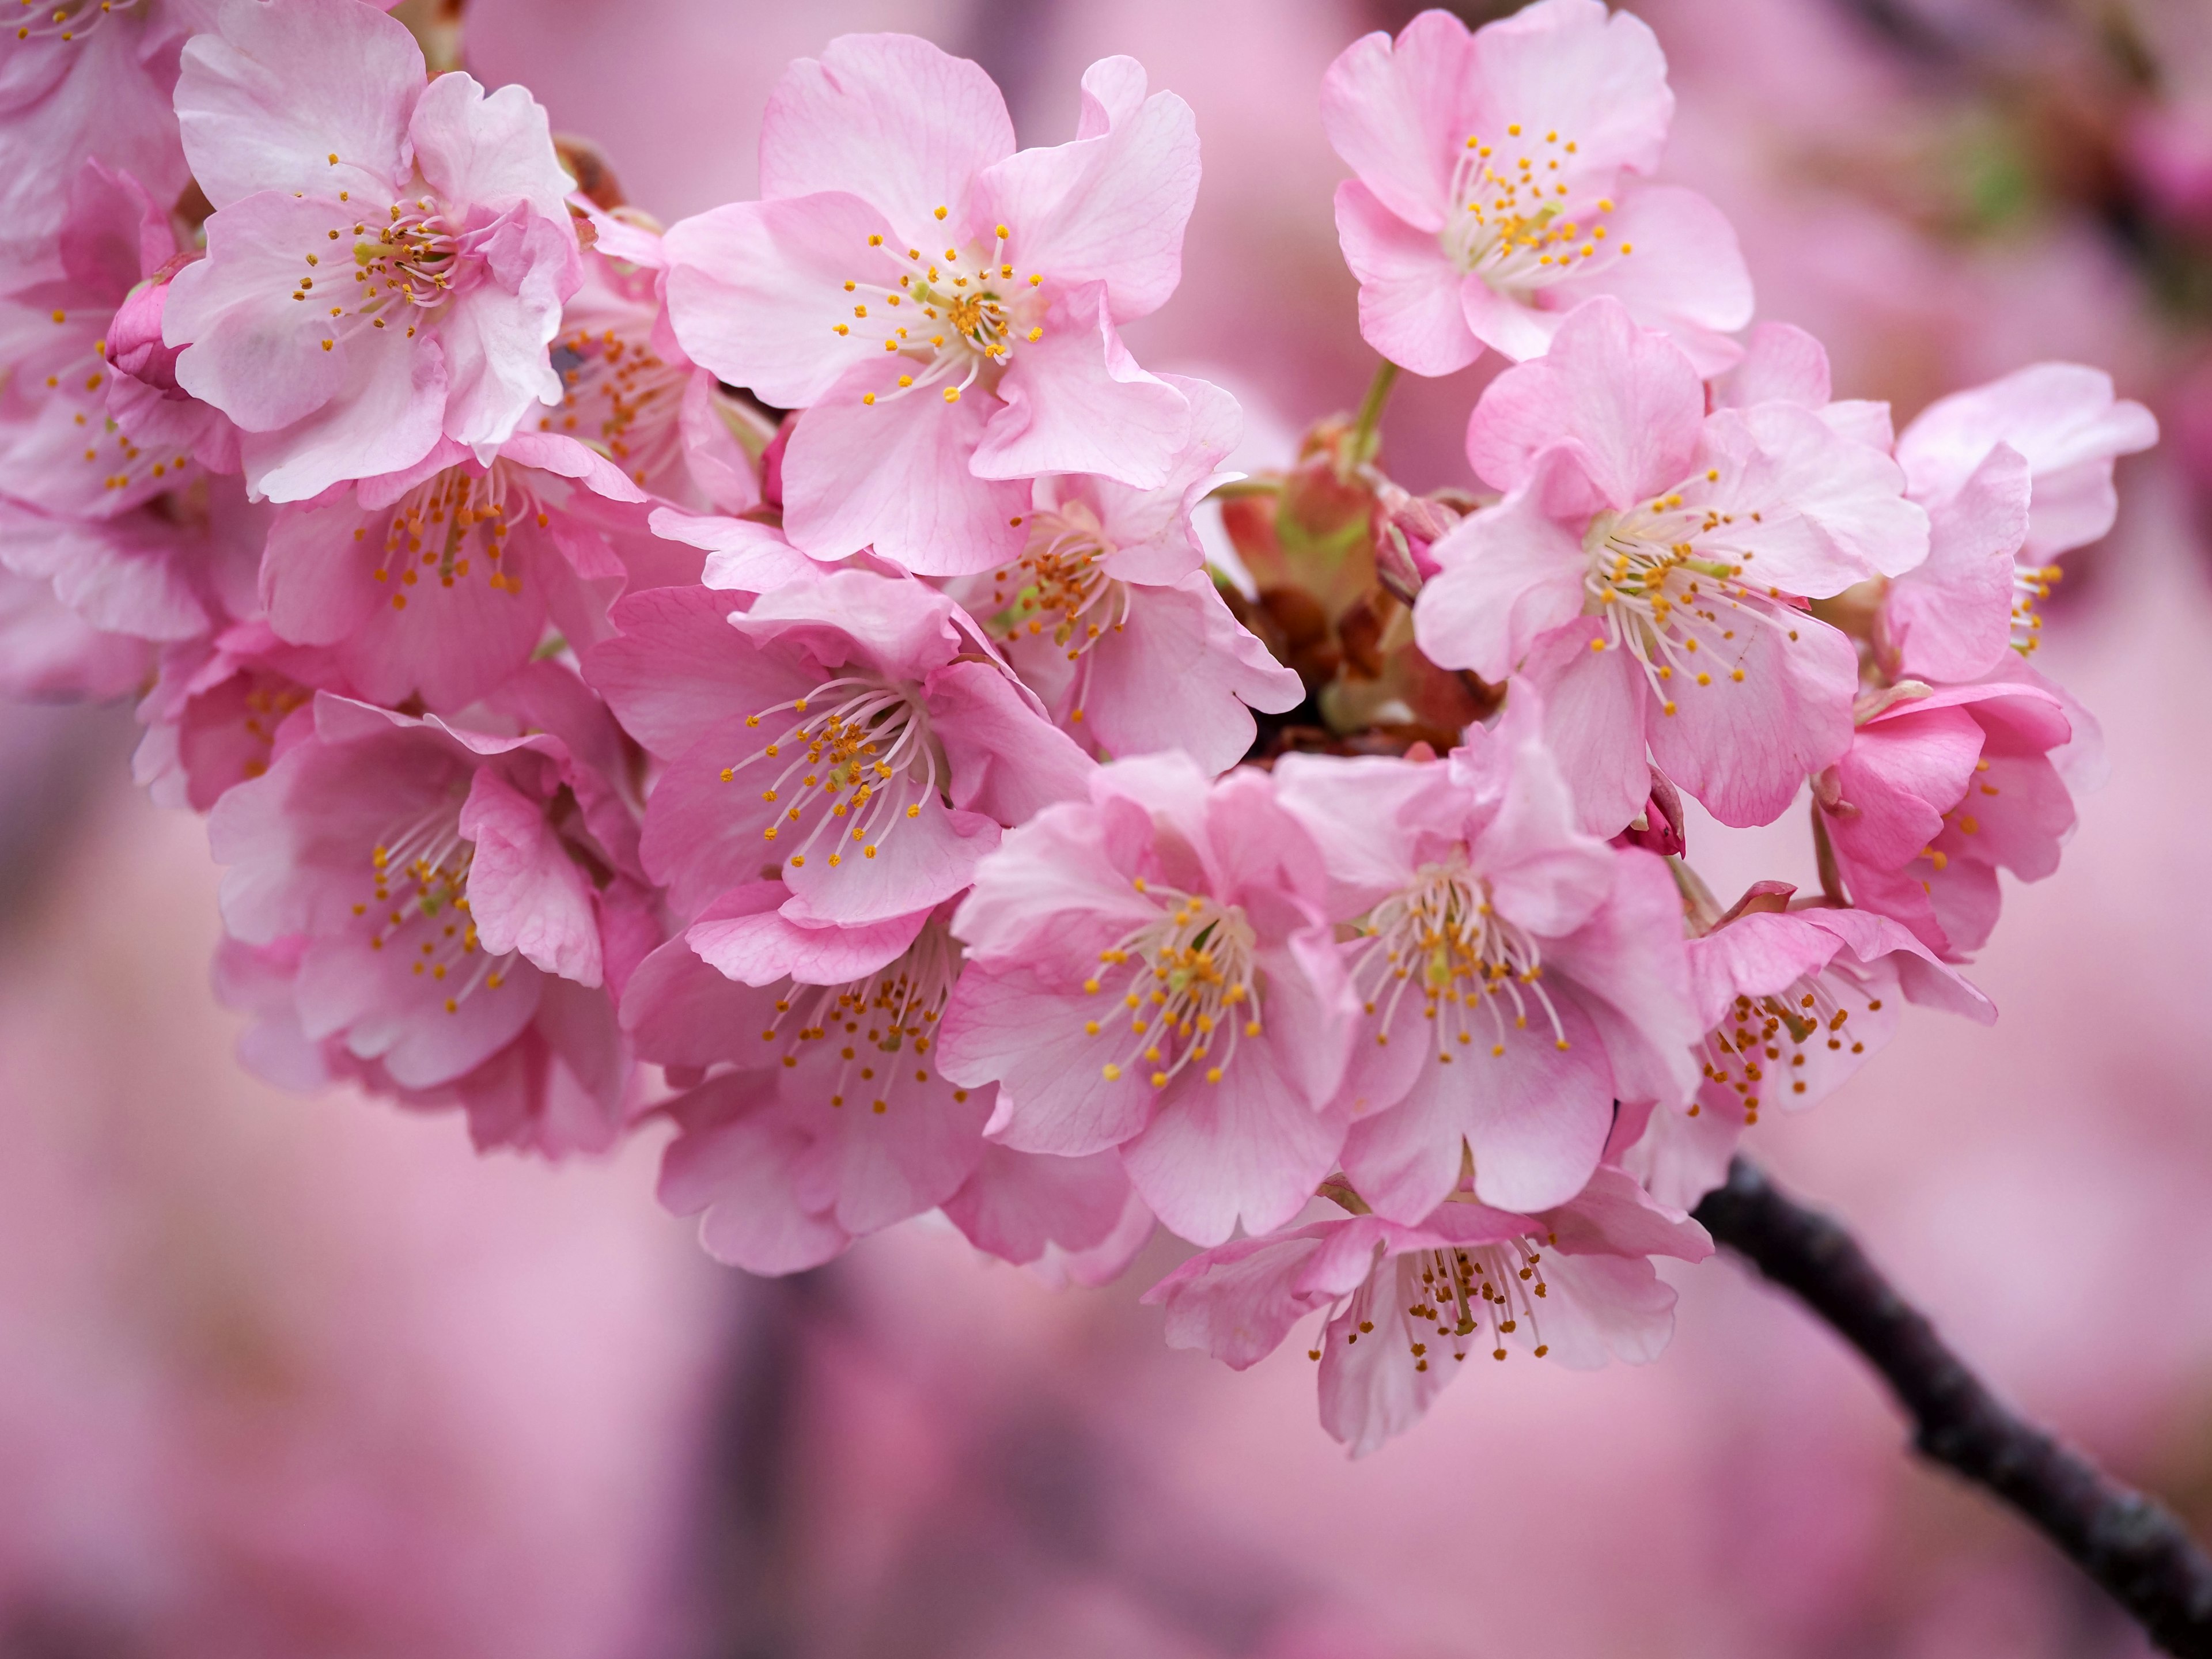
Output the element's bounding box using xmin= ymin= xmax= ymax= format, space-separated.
xmin=1583 ymin=483 xmax=1807 ymax=716
xmin=1350 ymin=853 xmax=1571 ymax=1059
xmin=1314 ymin=1237 xmax=1554 ymax=1369
xmin=290 ymin=191 xmax=489 ymax=354
xmin=748 ymin=919 xmax=968 ymax=1115
xmin=545 ymin=323 xmax=688 ymax=486
xmin=834 ymin=219 xmax=1047 ymax=408
xmin=1440 ymin=126 xmax=1626 ymax=294
xmin=10 ymin=0 xmax=145 ymax=44
xmin=1699 ymin=975 xmax=1878 ymax=1124
xmin=372 ymin=462 xmax=542 ymax=611
xmin=2012 ymin=560 xmax=2061 ymax=656
xmin=361 ymin=805 xmax=516 ymax=1015
xmin=721 ymin=676 xmax=942 ymax=874
xmin=1082 ymin=882 xmax=1262 ymax=1090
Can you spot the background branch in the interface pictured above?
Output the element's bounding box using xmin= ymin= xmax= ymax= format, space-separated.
xmin=1694 ymin=1157 xmax=2212 ymax=1658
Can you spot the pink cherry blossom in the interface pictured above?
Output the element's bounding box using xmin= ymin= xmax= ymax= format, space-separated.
xmin=1892 ymin=363 xmax=2158 ymax=662
xmin=938 ymin=752 xmax=1357 ymax=1247
xmin=661 ymin=35 xmax=1200 ymax=575
xmin=1321 ymin=0 xmax=1752 ymax=377
xmin=1414 ymin=298 xmax=1929 ymax=832
xmin=209 ymin=677 xmax=650 ymax=1153
xmin=536 ymin=213 xmax=764 ymax=513
xmin=585 ymin=571 xmax=1093 ymax=929
xmin=164 ymin=0 xmax=581 ymax=502
xmin=131 ymin=618 xmax=334 ymax=810
xmin=624 ymin=891 xmax=993 ymax=1274
xmin=1273 ymin=690 xmax=1700 ymax=1219
xmin=1145 ymin=1166 xmax=1710 ymax=1455
xmin=1816 ymin=670 xmax=2080 ymax=960
xmin=962 ymin=376 xmax=1302 ymax=772
xmin=1616 ymin=888 xmax=1993 ymax=1209
xmin=257 ymin=430 xmax=655 ymax=713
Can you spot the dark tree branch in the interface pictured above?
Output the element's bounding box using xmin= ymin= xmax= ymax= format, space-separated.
xmin=1694 ymin=1157 xmax=2212 ymax=1657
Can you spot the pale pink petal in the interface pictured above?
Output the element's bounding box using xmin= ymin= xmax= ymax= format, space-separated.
xmin=657 ymin=1075 xmax=851 ymax=1275
xmin=1463 ymin=0 xmax=1672 ymax=180
xmin=1703 ymin=402 xmax=1930 ymax=589
xmin=1464 ymin=296 xmax=1702 ymax=503
xmin=688 ymin=890 xmax=928 ymax=988
xmin=970 ymin=58 xmax=1199 ymax=322
xmin=971 ymin=285 xmax=1191 ymax=490
xmin=1542 ymin=184 xmax=1753 ymax=375
xmin=662 ymin=192 xmax=897 ymax=410
xmin=407 ymin=71 xmax=574 ymax=224
xmin=1320 ymin=11 xmax=1476 ymax=232
xmin=757 ymin=33 xmax=1014 ymax=233
xmin=1412 ymin=453 xmax=1590 ymax=681
xmin=456 ymin=764 xmax=603 ymax=986
xmin=1333 ymin=179 xmax=1482 ymax=376
xmin=1714 ymin=321 xmax=1831 ymax=410
xmin=942 ymin=1143 xmax=1135 ymax=1268
xmin=924 ymin=657 xmax=1095 ymax=823
xmin=780 ymin=356 xmax=1028 ymax=574
xmin=1516 ymin=618 xmax=1652 ymax=836
xmin=175 ymin=0 xmax=421 ymax=207
xmin=1883 ymin=443 xmax=2031 ymax=682
xmin=941 ymin=965 xmax=1155 ymax=1155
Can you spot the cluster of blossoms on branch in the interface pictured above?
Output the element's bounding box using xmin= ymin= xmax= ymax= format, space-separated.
xmin=3 ymin=0 xmax=2154 ymax=1454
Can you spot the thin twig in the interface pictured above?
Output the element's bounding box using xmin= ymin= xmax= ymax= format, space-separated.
xmin=1694 ymin=1157 xmax=2212 ymax=1657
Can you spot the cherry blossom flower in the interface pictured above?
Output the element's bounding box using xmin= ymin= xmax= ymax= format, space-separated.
xmin=1321 ymin=0 xmax=1752 ymax=378
xmin=1414 ymin=298 xmax=1929 ymax=833
xmin=966 ymin=376 xmax=1302 ymax=772
xmin=585 ymin=571 xmax=1093 ymax=929
xmin=1273 ymin=690 xmax=1700 ymax=1219
xmin=1892 ymin=363 xmax=2157 ymax=660
xmin=1616 ymin=886 xmax=1993 ymax=1209
xmin=209 ymin=677 xmax=650 ymax=1153
xmin=130 ymin=616 xmax=346 ymax=811
xmin=1145 ymin=1167 xmax=1710 ymax=1455
xmin=164 ymin=0 xmax=581 ymax=502
xmin=257 ymin=430 xmax=654 ymax=713
xmin=938 ymin=752 xmax=1356 ymax=1247
xmin=536 ymin=214 xmax=764 ymax=512
xmin=623 ymin=889 xmax=993 ymax=1273
xmin=661 ymin=34 xmax=1200 ymax=575
xmin=1815 ymin=672 xmax=2080 ymax=960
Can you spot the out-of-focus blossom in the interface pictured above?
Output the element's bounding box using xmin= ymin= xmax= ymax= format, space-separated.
xmin=209 ymin=679 xmax=650 ymax=1154
xmin=968 ymin=376 xmax=1302 ymax=772
xmin=1323 ymin=0 xmax=1751 ymax=377
xmin=662 ymin=34 xmax=1200 ymax=574
xmin=940 ymin=752 xmax=1355 ymax=1246
xmin=1415 ymin=298 xmax=1927 ymax=832
xmin=165 ymin=0 xmax=581 ymax=502
xmin=585 ymin=572 xmax=1092 ymax=926
xmin=1273 ymin=689 xmax=1699 ymax=1218
xmin=1147 ymin=1166 xmax=1710 ymax=1455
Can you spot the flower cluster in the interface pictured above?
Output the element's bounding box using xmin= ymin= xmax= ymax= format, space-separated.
xmin=3 ymin=0 xmax=2152 ymax=1455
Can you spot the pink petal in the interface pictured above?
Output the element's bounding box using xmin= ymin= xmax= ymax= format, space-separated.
xmin=1542 ymin=184 xmax=1753 ymax=375
xmin=175 ymin=0 xmax=421 ymax=208
xmin=456 ymin=764 xmax=603 ymax=986
xmin=1883 ymin=443 xmax=2030 ymax=682
xmin=757 ymin=33 xmax=1014 ymax=235
xmin=942 ymin=1143 xmax=1135 ymax=1268
xmin=407 ymin=72 xmax=574 ymax=224
xmin=1334 ymin=179 xmax=1482 ymax=377
xmin=1320 ymin=10 xmax=1476 ymax=232
xmin=1412 ymin=450 xmax=1590 ymax=681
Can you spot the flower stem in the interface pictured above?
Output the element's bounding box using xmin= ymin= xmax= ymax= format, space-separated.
xmin=1696 ymin=1157 xmax=2212 ymax=1657
xmin=1347 ymin=358 xmax=1400 ymax=469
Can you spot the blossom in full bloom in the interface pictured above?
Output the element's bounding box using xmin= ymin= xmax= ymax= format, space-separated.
xmin=965 ymin=376 xmax=1302 ymax=772
xmin=1272 ymin=689 xmax=1700 ymax=1218
xmin=208 ymin=677 xmax=653 ymax=1153
xmin=623 ymin=888 xmax=994 ymax=1274
xmin=164 ymin=0 xmax=581 ymax=502
xmin=939 ymin=753 xmax=1356 ymax=1247
xmin=1145 ymin=1167 xmax=1710 ymax=1455
xmin=585 ymin=571 xmax=1093 ymax=927
xmin=1321 ymin=0 xmax=1752 ymax=377
xmin=1815 ymin=672 xmax=2081 ymax=960
xmin=1615 ymin=885 xmax=1993 ymax=1209
xmin=257 ymin=431 xmax=654 ymax=713
xmin=1414 ymin=298 xmax=1929 ymax=832
xmin=661 ymin=34 xmax=1200 ymax=574
xmin=1891 ymin=363 xmax=2157 ymax=660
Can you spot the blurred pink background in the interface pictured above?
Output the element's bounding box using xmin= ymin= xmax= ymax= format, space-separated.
xmin=7 ymin=0 xmax=2212 ymax=1653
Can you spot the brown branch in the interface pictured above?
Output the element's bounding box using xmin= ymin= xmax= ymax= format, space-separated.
xmin=1694 ymin=1156 xmax=2212 ymax=1657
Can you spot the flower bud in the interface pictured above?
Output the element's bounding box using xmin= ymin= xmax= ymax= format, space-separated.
xmin=106 ymin=252 xmax=196 ymax=399
xmin=1613 ymin=766 xmax=1687 ymax=859
xmin=1370 ymin=481 xmax=1465 ymax=604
